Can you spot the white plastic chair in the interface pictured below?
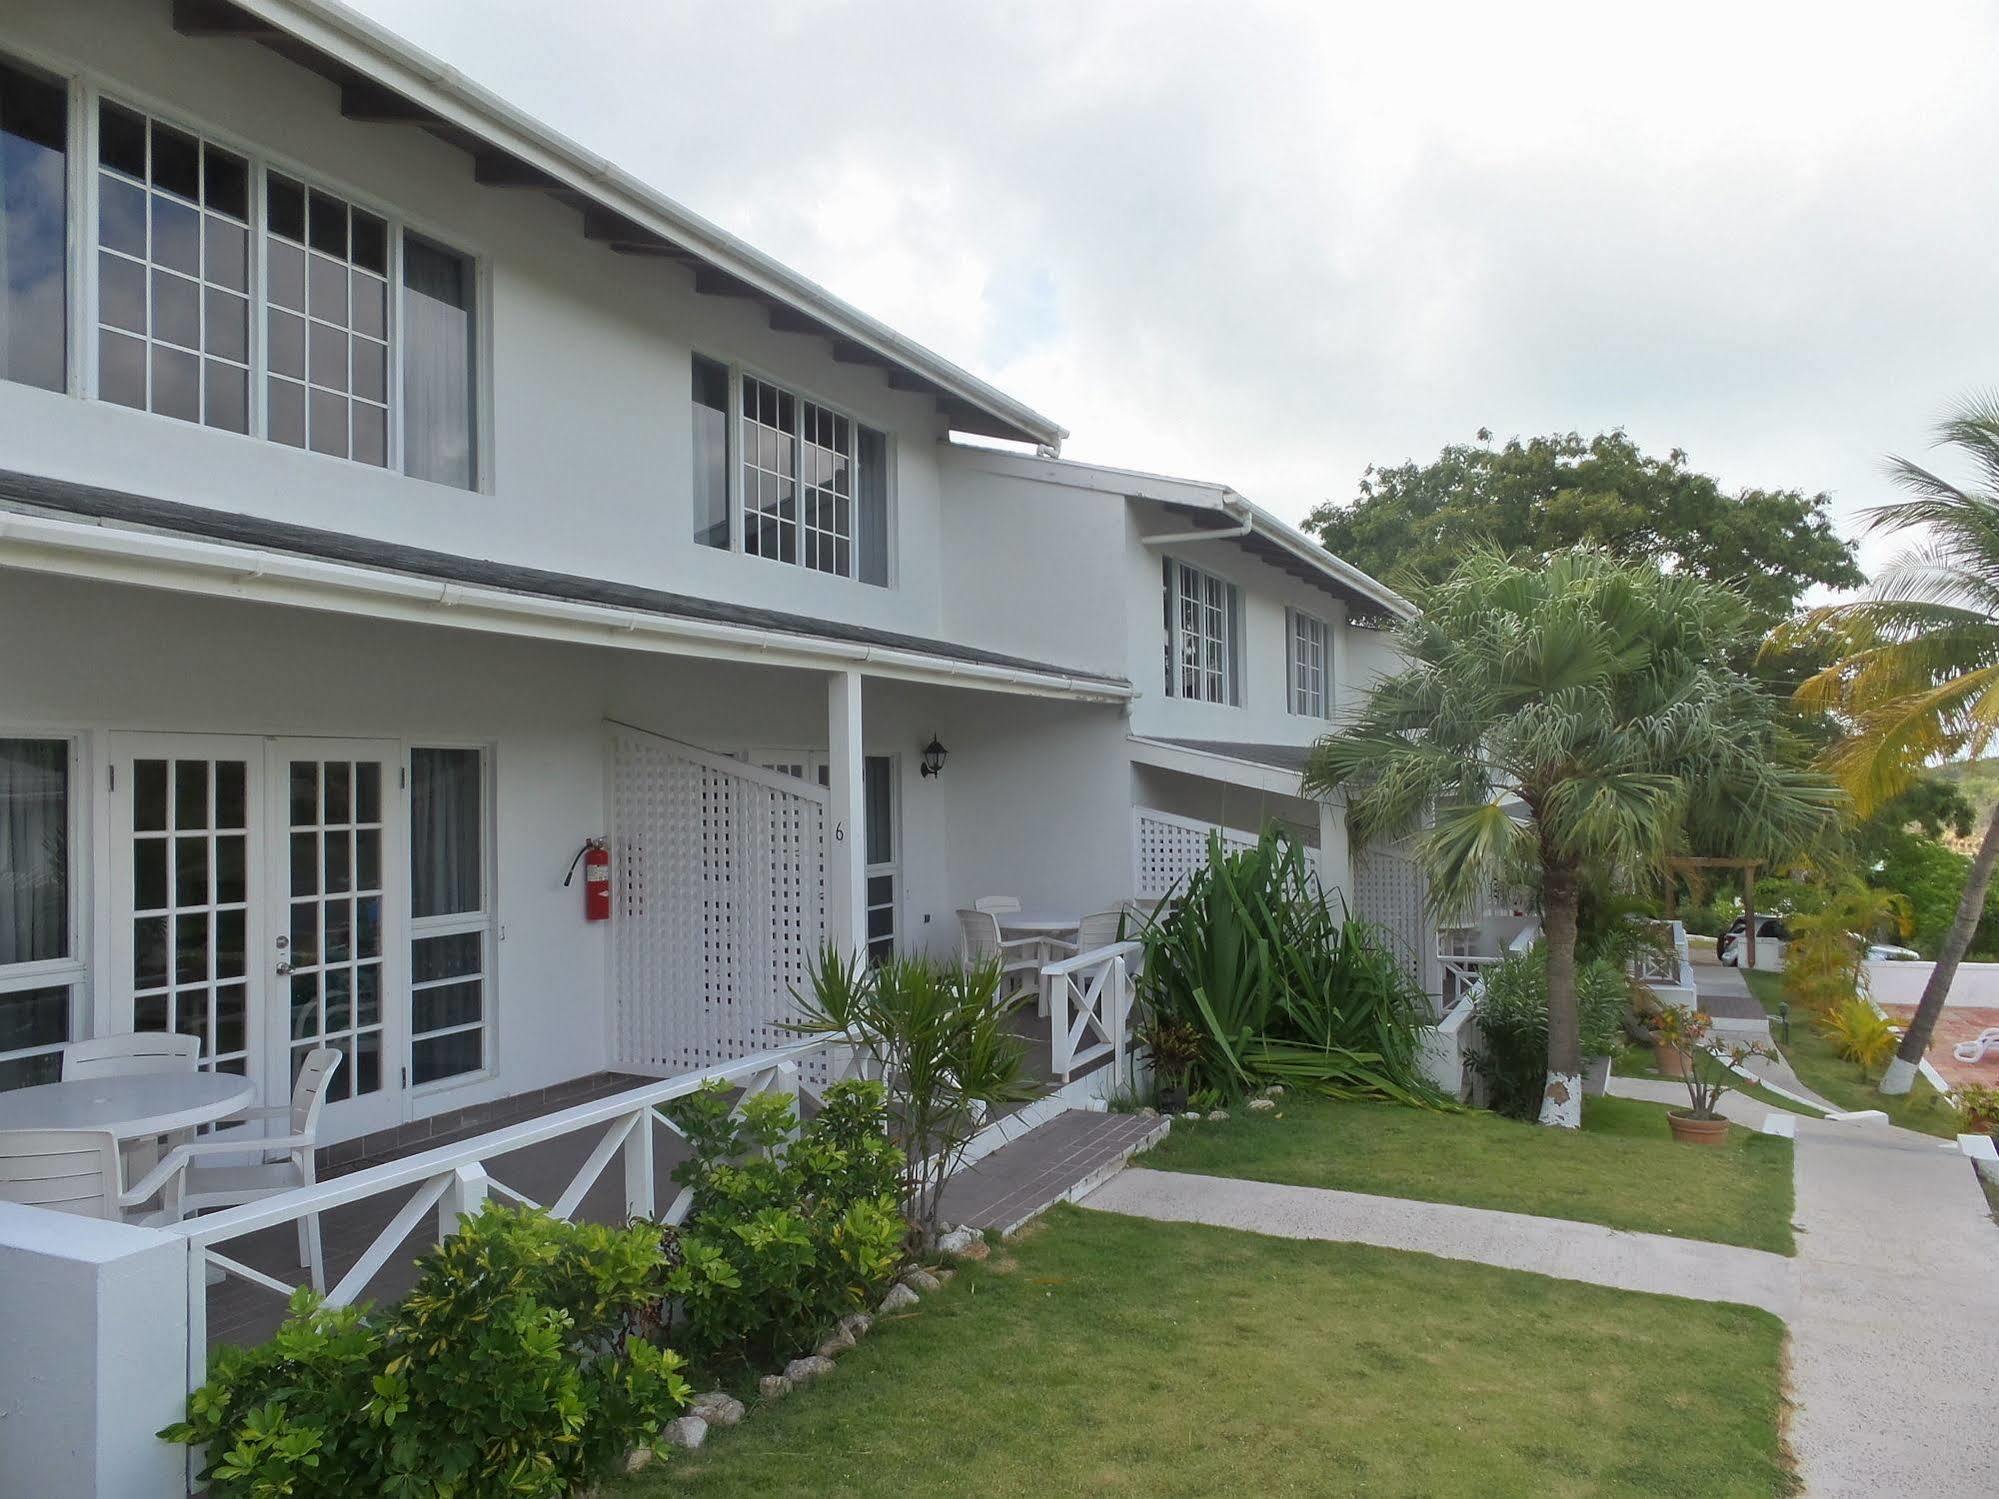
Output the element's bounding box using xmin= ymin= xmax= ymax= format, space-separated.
xmin=62 ymin=1031 xmax=201 ymax=1080
xmin=160 ymin=1048 xmax=342 ymax=1292
xmin=973 ymin=896 xmax=1022 ymax=917
xmin=957 ymin=908 xmax=1045 ymax=1007
xmin=1953 ymin=1027 xmax=1999 ymax=1065
xmin=0 ymin=1128 xmax=190 ymax=1221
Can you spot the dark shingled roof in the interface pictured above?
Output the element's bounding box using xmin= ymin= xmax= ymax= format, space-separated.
xmin=0 ymin=468 xmax=1130 ymax=690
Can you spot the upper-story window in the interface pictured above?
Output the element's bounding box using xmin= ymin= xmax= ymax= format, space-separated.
xmin=1288 ymin=608 xmax=1330 ymax=717
xmin=691 ymin=356 xmax=890 ymax=585
xmin=0 ymin=60 xmax=480 ymax=490
xmin=1162 ymin=557 xmax=1242 ymax=706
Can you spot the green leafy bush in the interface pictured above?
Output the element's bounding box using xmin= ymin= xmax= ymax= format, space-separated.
xmin=791 ymin=950 xmax=1038 ymax=1244
xmin=1814 ymin=995 xmax=1899 ymax=1071
xmin=1136 ymin=828 xmax=1436 ymax=1105
xmin=1470 ymin=947 xmax=1627 ymax=1120
xmin=659 ymin=1077 xmax=905 ymax=1364
xmin=163 ymin=1204 xmax=690 ymax=1498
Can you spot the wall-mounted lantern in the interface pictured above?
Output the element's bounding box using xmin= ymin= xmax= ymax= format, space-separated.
xmin=919 ymin=736 xmax=948 ymax=779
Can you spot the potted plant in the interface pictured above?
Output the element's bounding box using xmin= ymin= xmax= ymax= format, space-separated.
xmin=1647 ymin=1005 xmax=1773 ymax=1145
xmin=1134 ymin=1012 xmax=1202 ymax=1112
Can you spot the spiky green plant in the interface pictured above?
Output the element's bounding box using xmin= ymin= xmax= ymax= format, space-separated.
xmin=1308 ymin=548 xmax=1842 ymax=1127
xmin=1774 ymin=396 xmax=1999 ymax=1093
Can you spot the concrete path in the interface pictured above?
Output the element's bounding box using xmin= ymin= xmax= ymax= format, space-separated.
xmin=1081 ymin=1167 xmax=1797 ymax=1317
xmin=1605 ymin=1073 xmax=1781 ymax=1126
xmin=1785 ymin=1114 xmax=1999 ymax=1499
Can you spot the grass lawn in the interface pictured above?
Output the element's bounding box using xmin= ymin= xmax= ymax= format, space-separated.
xmin=1143 ymin=1093 xmax=1795 ymax=1254
xmin=1741 ymin=969 xmax=1961 ymax=1139
xmin=622 ymin=1207 xmax=1793 ymax=1499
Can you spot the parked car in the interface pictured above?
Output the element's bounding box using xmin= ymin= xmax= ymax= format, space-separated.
xmin=1864 ymin=941 xmax=1920 ymax=961
xmin=1717 ymin=916 xmax=1790 ymax=967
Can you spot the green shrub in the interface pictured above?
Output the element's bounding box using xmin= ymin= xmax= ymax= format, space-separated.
xmin=660 ymin=1077 xmax=905 ymax=1364
xmin=1814 ymin=995 xmax=1898 ymax=1071
xmin=1470 ymin=947 xmax=1627 ymax=1120
xmin=790 ymin=950 xmax=1038 ymax=1244
xmin=163 ymin=1204 xmax=690 ymax=1498
xmin=1135 ymin=828 xmax=1437 ymax=1105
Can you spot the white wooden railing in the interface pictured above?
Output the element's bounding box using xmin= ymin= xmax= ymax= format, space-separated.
xmin=166 ymin=1037 xmax=864 ymax=1481
xmin=1041 ymin=941 xmax=1142 ymax=1083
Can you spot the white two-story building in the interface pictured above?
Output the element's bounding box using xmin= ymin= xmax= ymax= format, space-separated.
xmin=0 ymin=0 xmax=1422 ymax=1164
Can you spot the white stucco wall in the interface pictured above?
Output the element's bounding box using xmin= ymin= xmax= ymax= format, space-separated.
xmin=1866 ymin=960 xmax=1999 ymax=1009
xmin=0 ymin=0 xmax=980 ymax=651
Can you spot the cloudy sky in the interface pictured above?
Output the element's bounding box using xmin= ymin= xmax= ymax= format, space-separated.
xmin=353 ymin=0 xmax=1999 ymax=577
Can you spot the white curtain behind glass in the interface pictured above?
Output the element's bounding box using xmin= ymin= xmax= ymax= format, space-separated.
xmin=411 ymin=748 xmax=480 ymax=918
xmin=0 ymin=740 xmax=68 ymax=966
xmin=401 ymin=234 xmax=473 ymax=489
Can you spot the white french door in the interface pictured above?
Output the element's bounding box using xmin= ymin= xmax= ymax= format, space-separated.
xmin=109 ymin=735 xmax=406 ymax=1138
xmin=265 ymin=740 xmax=405 ymax=1137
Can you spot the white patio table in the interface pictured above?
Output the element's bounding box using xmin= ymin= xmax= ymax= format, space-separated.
xmin=0 ymin=1070 xmax=257 ymax=1141
xmin=997 ymin=914 xmax=1082 ymax=940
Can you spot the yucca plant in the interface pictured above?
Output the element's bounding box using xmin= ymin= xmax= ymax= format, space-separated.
xmin=1815 ymin=995 xmax=1900 ymax=1073
xmin=1135 ymin=829 xmax=1436 ymax=1105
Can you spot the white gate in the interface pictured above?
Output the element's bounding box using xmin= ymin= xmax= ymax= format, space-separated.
xmin=1133 ymin=807 xmax=1259 ymax=902
xmin=1352 ymin=840 xmax=1431 ymax=991
xmin=608 ymin=724 xmax=828 ymax=1079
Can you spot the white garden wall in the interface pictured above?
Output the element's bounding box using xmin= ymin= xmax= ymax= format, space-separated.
xmin=1866 ymin=959 xmax=1999 ymax=1009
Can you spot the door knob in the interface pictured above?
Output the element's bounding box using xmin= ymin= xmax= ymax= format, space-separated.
xmin=276 ymin=960 xmax=296 ymax=975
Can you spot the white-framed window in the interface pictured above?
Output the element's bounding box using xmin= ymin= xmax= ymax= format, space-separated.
xmin=1162 ymin=557 xmax=1242 ymax=706
xmin=408 ymin=746 xmax=492 ymax=1088
xmin=0 ymin=55 xmax=482 ymax=489
xmin=1289 ymin=609 xmax=1330 ymax=718
xmin=692 ymin=356 xmax=891 ymax=586
xmin=0 ymin=737 xmax=84 ymax=1091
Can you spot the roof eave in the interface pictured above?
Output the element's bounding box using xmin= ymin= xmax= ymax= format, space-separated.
xmin=223 ymin=0 xmax=1065 ymax=449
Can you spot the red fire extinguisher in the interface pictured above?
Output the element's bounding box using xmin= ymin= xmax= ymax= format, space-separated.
xmin=565 ymin=838 xmax=612 ymax=921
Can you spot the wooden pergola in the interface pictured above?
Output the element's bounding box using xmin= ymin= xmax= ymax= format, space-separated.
xmin=1665 ymin=856 xmax=1766 ymax=968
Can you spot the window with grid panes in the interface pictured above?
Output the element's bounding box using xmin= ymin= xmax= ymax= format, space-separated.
xmin=1161 ymin=557 xmax=1241 ymax=705
xmin=723 ymin=367 xmax=887 ymax=582
xmin=264 ymin=173 xmax=389 ymax=465
xmin=95 ymin=101 xmax=251 ymax=431
xmin=1289 ymin=609 xmax=1329 ymax=717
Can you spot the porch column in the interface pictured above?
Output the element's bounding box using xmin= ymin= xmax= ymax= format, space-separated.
xmin=826 ymin=670 xmax=868 ymax=957
xmin=1316 ymin=796 xmax=1351 ymax=908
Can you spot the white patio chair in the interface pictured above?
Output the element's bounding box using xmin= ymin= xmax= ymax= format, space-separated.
xmin=158 ymin=1047 xmax=342 ymax=1293
xmin=0 ymin=1128 xmax=191 ymax=1222
xmin=1952 ymin=1027 xmax=1999 ymax=1065
xmin=973 ymin=896 xmax=1022 ymax=917
xmin=61 ymin=1031 xmax=201 ymax=1080
xmin=957 ymin=908 xmax=1045 ymax=1009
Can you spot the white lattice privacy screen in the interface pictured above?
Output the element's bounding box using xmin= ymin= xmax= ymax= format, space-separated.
xmin=609 ymin=725 xmax=829 ymax=1080
xmin=1352 ymin=842 xmax=1429 ymax=987
xmin=1133 ymin=807 xmax=1259 ymax=902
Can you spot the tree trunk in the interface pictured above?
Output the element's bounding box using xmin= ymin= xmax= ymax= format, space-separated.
xmin=1881 ymin=799 xmax=1999 ymax=1095
xmin=1539 ymin=853 xmax=1584 ymax=1129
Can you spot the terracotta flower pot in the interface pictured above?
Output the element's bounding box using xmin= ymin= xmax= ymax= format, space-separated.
xmin=1667 ymin=1110 xmax=1730 ymax=1146
xmin=1653 ymin=1042 xmax=1689 ymax=1079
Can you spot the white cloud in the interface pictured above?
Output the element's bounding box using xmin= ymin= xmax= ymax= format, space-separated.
xmin=352 ymin=0 xmax=1999 ymax=577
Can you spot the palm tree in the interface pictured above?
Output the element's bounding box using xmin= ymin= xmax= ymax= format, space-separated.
xmin=1307 ymin=549 xmax=1840 ymax=1127
xmin=1779 ymin=396 xmax=1999 ymax=1094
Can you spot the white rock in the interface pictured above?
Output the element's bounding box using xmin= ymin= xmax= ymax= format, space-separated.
xmin=935 ymin=1226 xmax=981 ymax=1256
xmin=688 ymin=1390 xmax=745 ymax=1428
xmin=1248 ymin=1097 xmax=1277 ymax=1112
xmin=1205 ymin=1109 xmax=1230 ymax=1122
xmin=784 ymin=1355 xmax=837 ymax=1385
xmin=1262 ymin=1085 xmax=1286 ymax=1098
xmin=758 ymin=1373 xmax=792 ymax=1401
xmin=660 ymin=1416 xmax=707 ymax=1450
xmin=817 ymin=1328 xmax=856 ymax=1359
xmin=879 ymin=1282 xmax=920 ymax=1313
xmin=1181 ymin=1110 xmax=1202 ymax=1120
xmin=902 ymin=1266 xmax=943 ymax=1293
xmin=838 ymin=1311 xmax=873 ymax=1341
xmin=624 ymin=1446 xmax=655 ymax=1474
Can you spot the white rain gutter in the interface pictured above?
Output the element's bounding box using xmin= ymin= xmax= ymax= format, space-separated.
xmin=0 ymin=511 xmax=1132 ymax=705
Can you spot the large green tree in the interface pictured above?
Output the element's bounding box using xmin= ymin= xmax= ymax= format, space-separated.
xmin=1306 ymin=550 xmax=1842 ymax=1128
xmin=1307 ymin=430 xmax=1862 ymax=628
